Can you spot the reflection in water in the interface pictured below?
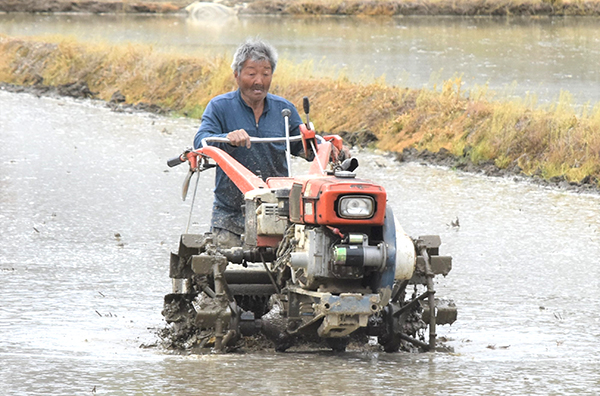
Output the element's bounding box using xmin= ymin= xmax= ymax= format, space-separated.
xmin=1 ymin=91 xmax=599 ymax=395
xmin=0 ymin=14 xmax=599 ymax=104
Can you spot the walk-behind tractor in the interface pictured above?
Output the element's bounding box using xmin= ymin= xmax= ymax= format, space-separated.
xmin=162 ymin=98 xmax=456 ymax=353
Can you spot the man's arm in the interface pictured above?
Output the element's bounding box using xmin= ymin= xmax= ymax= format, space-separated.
xmin=194 ymin=100 xmax=252 ymax=149
xmin=194 ymin=101 xmax=226 ymax=149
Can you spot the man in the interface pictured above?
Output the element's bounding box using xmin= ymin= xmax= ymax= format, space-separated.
xmin=194 ymin=39 xmax=304 ymax=248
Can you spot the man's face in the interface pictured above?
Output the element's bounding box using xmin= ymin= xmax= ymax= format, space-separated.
xmin=235 ymin=59 xmax=273 ymax=107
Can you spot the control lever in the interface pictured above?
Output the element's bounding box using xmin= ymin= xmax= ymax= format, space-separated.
xmin=281 ymin=108 xmax=293 ymax=177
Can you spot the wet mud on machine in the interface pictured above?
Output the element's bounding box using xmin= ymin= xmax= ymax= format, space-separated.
xmin=162 ymin=98 xmax=457 ymax=353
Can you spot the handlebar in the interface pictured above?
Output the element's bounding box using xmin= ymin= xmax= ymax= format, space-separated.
xmin=201 ymin=135 xmax=306 ymax=148
xmin=200 ymin=135 xmax=325 ymax=148
xmin=168 ymin=134 xmax=327 ymax=167
xmin=167 ymin=155 xmax=186 ymax=168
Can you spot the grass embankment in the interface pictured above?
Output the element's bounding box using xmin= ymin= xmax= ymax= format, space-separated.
xmin=1 ymin=35 xmax=599 ymax=186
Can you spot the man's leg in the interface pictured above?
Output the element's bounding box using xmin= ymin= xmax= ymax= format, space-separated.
xmin=212 ymin=227 xmax=242 ymax=248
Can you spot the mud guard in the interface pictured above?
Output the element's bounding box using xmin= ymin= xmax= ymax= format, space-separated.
xmin=370 ymin=206 xmax=396 ymax=303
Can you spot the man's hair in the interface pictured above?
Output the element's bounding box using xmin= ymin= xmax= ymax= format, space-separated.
xmin=231 ymin=38 xmax=278 ymax=74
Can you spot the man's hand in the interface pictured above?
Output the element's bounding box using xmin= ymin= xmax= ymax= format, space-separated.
xmin=339 ymin=145 xmax=352 ymax=161
xmin=332 ymin=144 xmax=352 ymax=162
xmin=227 ymin=129 xmax=252 ymax=149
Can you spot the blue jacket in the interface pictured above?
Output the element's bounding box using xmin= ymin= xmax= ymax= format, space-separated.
xmin=194 ymin=89 xmax=303 ymax=235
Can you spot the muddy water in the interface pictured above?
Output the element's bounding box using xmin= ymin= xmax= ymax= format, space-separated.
xmin=1 ymin=90 xmax=600 ymax=395
xmin=0 ymin=14 xmax=599 ymax=104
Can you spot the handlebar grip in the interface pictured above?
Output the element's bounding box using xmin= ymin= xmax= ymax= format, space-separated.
xmin=167 ymin=155 xmax=185 ymax=167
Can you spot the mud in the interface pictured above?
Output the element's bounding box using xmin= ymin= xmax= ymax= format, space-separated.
xmin=0 ymin=82 xmax=171 ymax=114
xmin=337 ymin=129 xmax=379 ymax=148
xmin=157 ymin=321 xmax=426 ymax=354
xmin=396 ymin=147 xmax=600 ymax=194
xmin=157 ymin=323 xmax=282 ymax=354
xmin=0 ymin=80 xmax=96 ymax=98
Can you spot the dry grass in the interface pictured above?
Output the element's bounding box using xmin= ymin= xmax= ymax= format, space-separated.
xmin=1 ymin=35 xmax=599 ymax=185
xmin=245 ymin=0 xmax=600 ymax=16
xmin=2 ymin=0 xmax=600 ymax=15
